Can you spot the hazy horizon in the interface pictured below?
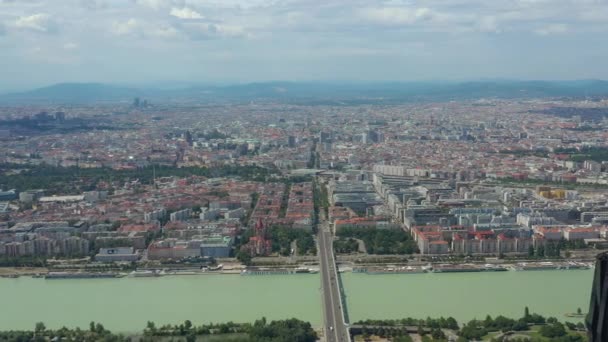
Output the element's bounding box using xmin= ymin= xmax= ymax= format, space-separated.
xmin=2 ymin=0 xmax=608 ymax=92
xmin=2 ymin=78 xmax=607 ymax=92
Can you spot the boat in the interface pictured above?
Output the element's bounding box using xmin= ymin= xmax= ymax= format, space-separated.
xmin=207 ymin=264 xmax=223 ymax=271
xmin=365 ymin=266 xmax=427 ymax=274
xmin=0 ymin=274 xmax=20 ymax=278
xmin=483 ymin=264 xmax=509 ymax=272
xmin=240 ymin=268 xmax=293 ymax=276
xmin=432 ymin=264 xmax=483 ymax=273
xmin=129 ymin=270 xmax=162 ymax=277
xmin=295 ymin=267 xmax=313 ymax=274
xmin=564 ymin=313 xmax=586 ymax=318
xmin=515 ymin=262 xmax=559 ymax=271
xmin=45 ymin=272 xmax=121 ymax=279
xmin=562 ymin=262 xmax=592 ymax=270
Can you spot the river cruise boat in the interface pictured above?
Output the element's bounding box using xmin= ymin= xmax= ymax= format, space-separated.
xmin=364 ymin=266 xmax=428 ymax=274
xmin=512 ymin=262 xmax=559 ymax=271
xmin=129 ymin=270 xmax=162 ymax=277
xmin=432 ymin=264 xmax=484 ymax=273
xmin=45 ymin=272 xmax=122 ymax=279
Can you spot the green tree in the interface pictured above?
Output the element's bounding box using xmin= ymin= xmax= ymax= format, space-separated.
xmin=236 ymin=250 xmax=252 ymax=265
xmin=536 ymin=245 xmax=545 ymax=258
xmin=34 ymin=322 xmax=45 ymax=333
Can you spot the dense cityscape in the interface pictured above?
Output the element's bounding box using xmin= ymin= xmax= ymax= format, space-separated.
xmin=0 ymin=92 xmax=606 ymax=341
xmin=4 ymin=0 xmax=608 ymax=340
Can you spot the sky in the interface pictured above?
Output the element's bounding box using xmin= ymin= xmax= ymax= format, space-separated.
xmin=1 ymin=0 xmax=608 ymax=91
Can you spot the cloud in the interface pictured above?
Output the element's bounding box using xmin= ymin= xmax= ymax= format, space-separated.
xmin=478 ymin=16 xmax=500 ymax=33
xmin=535 ymin=23 xmax=568 ymax=35
xmin=134 ymin=0 xmax=177 ymax=10
xmin=111 ymin=18 xmax=180 ymax=39
xmin=0 ymin=23 xmax=5 ymax=36
xmin=183 ymin=22 xmax=247 ymax=39
xmin=151 ymin=24 xmax=180 ymax=38
xmin=111 ymin=18 xmax=140 ymax=36
xmin=170 ymin=7 xmax=203 ymax=19
xmin=14 ymin=13 xmax=57 ymax=33
xmin=80 ymin=0 xmax=108 ymax=10
xmin=63 ymin=42 xmax=78 ymax=50
xmin=358 ymin=7 xmax=436 ymax=25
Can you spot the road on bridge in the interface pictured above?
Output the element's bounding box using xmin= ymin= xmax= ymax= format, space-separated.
xmin=318 ymin=219 xmax=350 ymax=342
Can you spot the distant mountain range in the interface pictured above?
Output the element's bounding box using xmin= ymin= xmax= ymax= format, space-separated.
xmin=1 ymin=80 xmax=608 ymax=105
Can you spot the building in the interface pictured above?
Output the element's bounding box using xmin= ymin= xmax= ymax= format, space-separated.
xmin=170 ymin=208 xmax=192 ymax=222
xmin=0 ymin=190 xmax=17 ymax=201
xmin=95 ymin=247 xmax=139 ymax=262
xmin=147 ymin=239 xmax=201 ymax=260
xmin=565 ymin=228 xmax=600 ymax=241
xmin=200 ymin=236 xmax=232 ymax=258
xmin=144 ymin=208 xmax=166 ymax=222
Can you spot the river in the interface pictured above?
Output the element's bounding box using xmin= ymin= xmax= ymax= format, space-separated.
xmin=343 ymin=269 xmax=594 ymax=324
xmin=0 ymin=274 xmax=322 ymax=332
xmin=0 ymin=270 xmax=594 ymax=332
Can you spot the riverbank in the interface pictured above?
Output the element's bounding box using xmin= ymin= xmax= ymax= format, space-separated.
xmin=0 ymin=259 xmax=596 ymax=279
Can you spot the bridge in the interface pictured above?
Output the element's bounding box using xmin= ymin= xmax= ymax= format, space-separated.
xmin=318 ymin=216 xmax=351 ymax=342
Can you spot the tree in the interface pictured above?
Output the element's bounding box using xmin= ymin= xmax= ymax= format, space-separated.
xmin=527 ymin=246 xmax=535 ymax=258
xmin=95 ymin=322 xmax=105 ymax=334
xmin=539 ymin=322 xmax=566 ymax=338
xmin=184 ymin=320 xmax=192 ymax=330
xmin=431 ymin=328 xmax=446 ymax=340
xmin=146 ymin=321 xmax=156 ymax=335
xmin=236 ymin=250 xmax=252 ymax=265
xmin=417 ymin=324 xmax=426 ymax=336
xmin=524 ymin=306 xmax=530 ymax=319
xmin=536 ymin=245 xmax=545 ymax=258
xmin=34 ymin=322 xmax=45 ymax=334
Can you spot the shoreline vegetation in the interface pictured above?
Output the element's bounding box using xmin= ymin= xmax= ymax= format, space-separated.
xmin=0 ymin=318 xmax=317 ymax=342
xmin=353 ymin=308 xmax=588 ymax=342
xmin=0 ymin=310 xmax=588 ymax=342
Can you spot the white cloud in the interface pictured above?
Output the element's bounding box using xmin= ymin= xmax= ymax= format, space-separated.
xmin=152 ymin=24 xmax=179 ymax=38
xmin=535 ymin=23 xmax=568 ymax=35
xmin=80 ymin=0 xmax=108 ymax=10
xmin=14 ymin=13 xmax=57 ymax=33
xmin=134 ymin=0 xmax=176 ymax=10
xmin=63 ymin=42 xmax=78 ymax=50
xmin=111 ymin=18 xmax=140 ymax=36
xmin=184 ymin=22 xmax=247 ymax=39
xmin=359 ymin=7 xmax=436 ymax=25
xmin=170 ymin=7 xmax=203 ymax=19
xmin=478 ymin=16 xmax=500 ymax=33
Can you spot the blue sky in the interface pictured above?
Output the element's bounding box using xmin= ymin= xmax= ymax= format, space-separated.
xmin=1 ymin=0 xmax=608 ymax=91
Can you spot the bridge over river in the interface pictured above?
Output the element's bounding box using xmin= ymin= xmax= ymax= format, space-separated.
xmin=318 ymin=213 xmax=351 ymax=342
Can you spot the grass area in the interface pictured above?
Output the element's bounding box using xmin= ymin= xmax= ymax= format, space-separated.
xmin=197 ymin=333 xmax=249 ymax=341
xmin=481 ymin=325 xmax=587 ymax=341
xmin=139 ymin=333 xmax=249 ymax=342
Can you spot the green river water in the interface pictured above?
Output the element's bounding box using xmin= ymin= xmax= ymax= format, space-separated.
xmin=0 ymin=270 xmax=594 ymax=332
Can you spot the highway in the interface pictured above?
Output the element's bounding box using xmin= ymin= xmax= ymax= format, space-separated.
xmin=318 ymin=221 xmax=350 ymax=342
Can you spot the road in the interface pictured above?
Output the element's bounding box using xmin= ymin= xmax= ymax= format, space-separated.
xmin=318 ymin=221 xmax=350 ymax=342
